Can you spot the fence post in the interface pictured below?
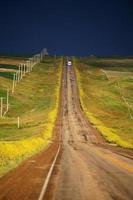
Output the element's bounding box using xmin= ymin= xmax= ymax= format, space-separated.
xmin=6 ymin=89 xmax=9 ymax=112
xmin=0 ymin=97 xmax=3 ymax=117
xmin=12 ymin=74 xmax=15 ymax=93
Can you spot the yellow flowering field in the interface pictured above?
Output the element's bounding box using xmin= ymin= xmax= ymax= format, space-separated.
xmin=0 ymin=56 xmax=63 ymax=176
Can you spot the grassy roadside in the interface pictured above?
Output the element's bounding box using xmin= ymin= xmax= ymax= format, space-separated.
xmin=0 ymin=56 xmax=63 ymax=176
xmin=73 ymin=57 xmax=133 ymax=149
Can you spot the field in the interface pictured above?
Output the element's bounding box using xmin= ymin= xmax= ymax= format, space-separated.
xmin=0 ymin=56 xmax=62 ymax=176
xmin=0 ymin=56 xmax=27 ymax=65
xmin=74 ymin=57 xmax=133 ymax=148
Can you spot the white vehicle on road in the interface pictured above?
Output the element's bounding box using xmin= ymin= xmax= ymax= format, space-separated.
xmin=67 ymin=60 xmax=72 ymax=66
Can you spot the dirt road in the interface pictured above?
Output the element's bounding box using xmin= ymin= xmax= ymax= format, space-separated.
xmin=0 ymin=60 xmax=132 ymax=200
xmin=44 ymin=62 xmax=133 ymax=200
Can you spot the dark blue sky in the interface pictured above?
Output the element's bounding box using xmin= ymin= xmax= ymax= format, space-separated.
xmin=0 ymin=0 xmax=133 ymax=56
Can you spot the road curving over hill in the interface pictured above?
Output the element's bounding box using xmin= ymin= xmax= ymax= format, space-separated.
xmin=0 ymin=58 xmax=132 ymax=200
xmin=44 ymin=59 xmax=133 ymax=200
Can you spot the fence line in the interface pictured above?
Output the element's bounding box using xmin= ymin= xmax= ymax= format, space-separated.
xmin=116 ymin=81 xmax=133 ymax=120
xmin=100 ymin=69 xmax=110 ymax=80
xmin=100 ymin=69 xmax=133 ymax=120
xmin=0 ymin=48 xmax=48 ymax=118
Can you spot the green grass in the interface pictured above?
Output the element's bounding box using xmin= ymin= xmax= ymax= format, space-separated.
xmin=0 ymin=64 xmax=18 ymax=70
xmin=0 ymin=56 xmax=62 ymax=176
xmin=0 ymin=72 xmax=14 ymax=79
xmin=74 ymin=57 xmax=133 ymax=148
xmin=0 ymin=63 xmax=18 ymax=80
xmin=0 ymin=57 xmax=62 ymax=141
xmin=81 ymin=57 xmax=133 ymax=72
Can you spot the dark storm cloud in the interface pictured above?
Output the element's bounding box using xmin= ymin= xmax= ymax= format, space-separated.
xmin=0 ymin=0 xmax=133 ymax=56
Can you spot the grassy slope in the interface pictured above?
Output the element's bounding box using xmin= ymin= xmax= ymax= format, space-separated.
xmin=0 ymin=56 xmax=27 ymax=65
xmin=74 ymin=57 xmax=133 ymax=148
xmin=0 ymin=56 xmax=62 ymax=176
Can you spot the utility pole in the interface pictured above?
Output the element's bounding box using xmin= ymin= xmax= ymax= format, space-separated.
xmin=31 ymin=57 xmax=33 ymax=66
xmin=23 ymin=64 xmax=26 ymax=76
xmin=17 ymin=71 xmax=19 ymax=83
xmin=20 ymin=64 xmax=23 ymax=79
xmin=0 ymin=97 xmax=3 ymax=117
xmin=42 ymin=48 xmax=48 ymax=61
xmin=14 ymin=73 xmax=17 ymax=86
xmin=6 ymin=89 xmax=9 ymax=112
xmin=26 ymin=61 xmax=28 ymax=73
xmin=34 ymin=55 xmax=36 ymax=64
xmin=31 ymin=58 xmax=33 ymax=71
xmin=18 ymin=65 xmax=21 ymax=82
xmin=27 ymin=60 xmax=30 ymax=73
xmin=12 ymin=74 xmax=15 ymax=93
